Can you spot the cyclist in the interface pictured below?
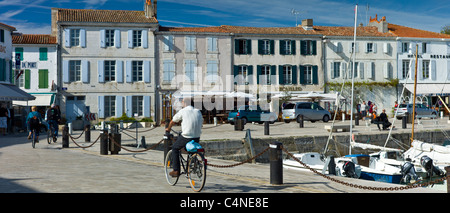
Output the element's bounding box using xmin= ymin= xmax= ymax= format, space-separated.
xmin=26 ymin=106 xmax=43 ymax=141
xmin=165 ymin=97 xmax=203 ymax=177
xmin=45 ymin=104 xmax=61 ymax=141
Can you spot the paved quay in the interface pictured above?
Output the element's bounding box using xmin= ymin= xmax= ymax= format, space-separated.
xmin=0 ymin=118 xmax=446 ymax=194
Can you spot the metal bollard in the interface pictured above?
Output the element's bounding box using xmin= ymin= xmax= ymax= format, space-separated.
xmin=269 ymin=141 xmax=283 ymax=185
xmin=264 ymin=121 xmax=269 ymax=135
xmin=355 ymin=115 xmax=359 ymax=126
xmin=299 ymin=115 xmax=304 ymax=128
xmin=62 ymin=124 xmax=69 ymax=148
xmin=327 ymin=156 xmax=336 ymax=175
xmin=100 ymin=129 xmax=108 ymax=155
xmin=445 ymin=166 xmax=450 ymax=193
xmin=138 ymin=136 xmax=146 ymax=149
xmin=109 ymin=130 xmax=121 ymax=155
xmin=402 ymin=115 xmax=407 ymax=129
xmin=84 ymin=124 xmax=91 ymax=142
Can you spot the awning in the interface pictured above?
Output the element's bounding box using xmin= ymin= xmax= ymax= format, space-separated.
xmin=13 ymin=94 xmax=55 ymax=106
xmin=0 ymin=83 xmax=35 ymax=101
xmin=404 ymin=84 xmax=450 ymax=96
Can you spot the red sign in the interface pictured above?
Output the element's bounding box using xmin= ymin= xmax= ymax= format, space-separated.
xmin=85 ymin=113 xmax=96 ymax=121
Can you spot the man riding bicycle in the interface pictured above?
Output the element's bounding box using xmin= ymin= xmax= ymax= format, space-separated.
xmin=45 ymin=104 xmax=61 ymax=141
xmin=165 ymin=97 xmax=203 ymax=177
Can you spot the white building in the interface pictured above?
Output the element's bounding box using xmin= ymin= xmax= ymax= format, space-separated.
xmin=51 ymin=2 xmax=159 ymax=122
xmin=12 ymin=34 xmax=58 ymax=107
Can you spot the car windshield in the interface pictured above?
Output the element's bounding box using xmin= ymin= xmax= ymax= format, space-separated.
xmin=399 ymin=104 xmax=408 ymax=108
xmin=283 ymin=103 xmax=295 ymax=109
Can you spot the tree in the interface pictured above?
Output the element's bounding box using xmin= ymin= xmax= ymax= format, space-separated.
xmin=441 ymin=25 xmax=450 ymax=35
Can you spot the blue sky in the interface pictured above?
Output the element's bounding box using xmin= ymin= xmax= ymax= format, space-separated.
xmin=1 ymin=0 xmax=449 ymax=34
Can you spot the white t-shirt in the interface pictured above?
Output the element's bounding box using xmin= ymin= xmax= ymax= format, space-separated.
xmin=172 ymin=106 xmax=203 ymax=138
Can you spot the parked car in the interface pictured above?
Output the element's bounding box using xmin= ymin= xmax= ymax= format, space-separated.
xmin=227 ymin=105 xmax=277 ymax=125
xmin=394 ymin=103 xmax=437 ymax=119
xmin=282 ymin=102 xmax=331 ymax=123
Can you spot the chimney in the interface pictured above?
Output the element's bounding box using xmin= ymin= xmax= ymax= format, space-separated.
xmin=368 ymin=14 xmax=388 ymax=33
xmin=144 ymin=0 xmax=157 ymax=18
xmin=301 ymin=19 xmax=313 ymax=30
xmin=51 ymin=8 xmax=58 ymax=37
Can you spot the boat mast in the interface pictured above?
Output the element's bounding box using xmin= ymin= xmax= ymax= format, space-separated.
xmin=410 ymin=44 xmax=419 ymax=146
xmin=349 ymin=4 xmax=358 ymax=155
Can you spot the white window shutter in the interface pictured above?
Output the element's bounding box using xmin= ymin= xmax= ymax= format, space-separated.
xmin=128 ymin=30 xmax=133 ymax=48
xmin=126 ymin=96 xmax=132 ymax=117
xmin=80 ymin=29 xmax=86 ymax=48
xmin=81 ymin=60 xmax=89 ymax=83
xmin=384 ymin=62 xmax=390 ymax=79
xmin=330 ymin=62 xmax=335 ymax=79
xmin=64 ymin=29 xmax=71 ymax=48
xmin=98 ymin=96 xmax=105 ymax=119
xmin=115 ymin=96 xmax=123 ymax=118
xmin=383 ymin=43 xmax=389 ymax=54
xmin=98 ymin=60 xmax=104 ymax=83
xmin=100 ymin=29 xmax=106 ymax=48
xmin=373 ymin=43 xmax=377 ymax=53
xmin=143 ymin=96 xmax=151 ymax=117
xmin=126 ymin=61 xmax=132 ymax=82
xmin=359 ymin=62 xmax=364 ymax=79
xmin=63 ymin=60 xmax=69 ymax=83
xmin=142 ymin=30 xmax=148 ymax=49
xmin=116 ymin=60 xmax=123 ymax=83
xmin=431 ymin=60 xmax=436 ymax=80
xmin=115 ymin=30 xmax=121 ymax=48
xmin=143 ymin=60 xmax=151 ymax=83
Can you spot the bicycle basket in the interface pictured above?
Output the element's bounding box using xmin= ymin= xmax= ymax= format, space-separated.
xmin=185 ymin=140 xmax=202 ymax=152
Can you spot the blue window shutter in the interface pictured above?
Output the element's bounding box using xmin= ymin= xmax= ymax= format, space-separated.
xmin=143 ymin=96 xmax=151 ymax=117
xmin=126 ymin=96 xmax=132 ymax=117
xmin=64 ymin=29 xmax=71 ymax=48
xmin=127 ymin=30 xmax=133 ymax=48
xmin=100 ymin=29 xmax=105 ymax=48
xmin=81 ymin=60 xmax=89 ymax=83
xmin=80 ymin=29 xmax=86 ymax=48
xmin=143 ymin=60 xmax=151 ymax=83
xmin=116 ymin=60 xmax=123 ymax=83
xmin=98 ymin=60 xmax=104 ymax=83
xmin=63 ymin=60 xmax=69 ymax=83
xmin=142 ymin=30 xmax=148 ymax=49
xmin=98 ymin=96 xmax=105 ymax=119
xmin=126 ymin=61 xmax=132 ymax=82
xmin=115 ymin=96 xmax=123 ymax=117
xmin=114 ymin=29 xmax=121 ymax=48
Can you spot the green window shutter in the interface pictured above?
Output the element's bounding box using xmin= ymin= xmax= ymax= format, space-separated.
xmin=38 ymin=69 xmax=48 ymax=88
xmin=299 ymin=65 xmax=305 ymax=84
xmin=270 ymin=65 xmax=276 ymax=85
xmin=15 ymin=47 xmax=24 ymax=61
xmin=278 ymin=65 xmax=284 ymax=85
xmin=270 ymin=40 xmax=274 ymax=55
xmin=291 ymin=40 xmax=296 ymax=55
xmin=247 ymin=65 xmax=253 ymax=84
xmin=234 ymin=40 xmax=240 ymax=54
xmin=39 ymin=48 xmax=48 ymax=61
xmin=256 ymin=65 xmax=261 ymax=84
xmin=279 ymin=40 xmax=286 ymax=55
xmin=312 ymin=66 xmax=318 ymax=84
xmin=300 ymin=41 xmax=306 ymax=55
xmin=0 ymin=59 xmax=5 ymax=81
xmin=258 ymin=40 xmax=263 ymax=55
xmin=292 ymin=65 xmax=298 ymax=84
xmin=246 ymin=39 xmax=252 ymax=54
xmin=312 ymin=40 xmax=317 ymax=55
xmin=24 ymin=69 xmax=30 ymax=89
xmin=233 ymin=65 xmax=239 ymax=77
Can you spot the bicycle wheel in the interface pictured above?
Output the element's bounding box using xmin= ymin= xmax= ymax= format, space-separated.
xmin=47 ymin=129 xmax=52 ymax=144
xmin=187 ymin=153 xmax=206 ymax=192
xmin=164 ymin=150 xmax=179 ymax=186
xmin=31 ymin=131 xmax=36 ymax=148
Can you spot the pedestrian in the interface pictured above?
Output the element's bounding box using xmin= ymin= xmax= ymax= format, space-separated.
xmin=379 ymin=109 xmax=393 ymax=130
xmin=0 ymin=103 xmax=8 ymax=136
xmin=368 ymin=102 xmax=374 ymax=117
xmin=360 ymin=101 xmax=367 ymax=120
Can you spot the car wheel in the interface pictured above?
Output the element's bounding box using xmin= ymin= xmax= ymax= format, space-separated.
xmin=323 ymin=115 xmax=330 ymax=122
xmin=241 ymin=117 xmax=248 ymax=125
xmin=284 ymin=120 xmax=290 ymax=123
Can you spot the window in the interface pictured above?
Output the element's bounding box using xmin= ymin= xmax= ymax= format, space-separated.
xmin=69 ymin=60 xmax=81 ymax=82
xmin=105 ymin=30 xmax=115 ymax=47
xmin=332 ymin=62 xmax=341 ymax=78
xmin=350 ymin=62 xmax=359 ymax=78
xmin=259 ymin=40 xmax=271 ymax=55
xmin=235 ymin=39 xmax=251 ymax=55
xmin=133 ymin=30 xmax=142 ymax=47
xmin=300 ymin=40 xmax=316 ymax=55
xmin=15 ymin=70 xmax=24 ymax=88
xmin=39 ymin=48 xmax=48 ymax=61
xmin=280 ymin=40 xmax=294 ymax=55
xmin=422 ymin=60 xmax=430 ymax=79
xmin=38 ymin=69 xmax=48 ymax=89
xmin=104 ymin=96 xmax=116 ymax=117
xmin=132 ymin=61 xmax=143 ymax=82
xmin=70 ymin=29 xmax=80 ymax=46
xmin=185 ymin=60 xmax=196 ymax=82
xmin=185 ymin=36 xmax=196 ymax=52
xmin=0 ymin=29 xmax=4 ymax=43
xmin=283 ymin=65 xmax=293 ymax=85
xmin=366 ymin=43 xmax=373 ymax=53
xmin=402 ymin=42 xmax=409 ymax=53
xmin=422 ymin=43 xmax=428 ymax=54
xmin=237 ymin=65 xmax=248 ymax=85
xmin=104 ymin=61 xmax=116 ymax=82
xmin=163 ymin=35 xmax=174 ymax=51
xmin=206 ymin=60 xmax=218 ymax=83
xmin=303 ymin=65 xmax=312 ymax=84
xmin=132 ymin=96 xmax=143 ymax=117
xmin=261 ymin=65 xmax=271 ymax=85
xmin=163 ymin=60 xmax=175 ymax=83
xmin=402 ymin=60 xmax=410 ymax=79
xmin=207 ymin=37 xmax=217 ymax=52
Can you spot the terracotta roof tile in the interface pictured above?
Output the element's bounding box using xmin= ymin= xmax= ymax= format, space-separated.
xmin=388 ymin=23 xmax=450 ymax=39
xmin=12 ymin=34 xmax=57 ymax=44
xmin=159 ymin=26 xmax=229 ymax=33
xmin=313 ymin=26 xmax=395 ymax=37
xmin=55 ymin=8 xmax=158 ymax=24
xmin=0 ymin=22 xmax=16 ymax=31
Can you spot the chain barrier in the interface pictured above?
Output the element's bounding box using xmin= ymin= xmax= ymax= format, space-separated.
xmin=108 ymin=134 xmax=164 ymax=153
xmin=70 ymin=134 xmax=101 ymax=149
xmin=121 ymin=126 xmax=157 ymax=134
xmin=207 ymin=147 xmax=270 ymax=168
xmin=68 ymin=129 xmax=85 ymax=140
xmin=281 ymin=146 xmax=448 ymax=191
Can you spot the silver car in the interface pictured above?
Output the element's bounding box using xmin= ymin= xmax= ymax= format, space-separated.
xmin=282 ymin=102 xmax=331 ymax=123
xmin=394 ymin=103 xmax=437 ymax=119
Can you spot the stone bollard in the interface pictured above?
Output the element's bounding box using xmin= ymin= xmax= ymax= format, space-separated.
xmin=402 ymin=115 xmax=407 ymax=129
xmin=100 ymin=129 xmax=108 ymax=155
xmin=264 ymin=121 xmax=269 ymax=135
xmin=109 ymin=125 xmax=121 ymax=155
xmin=62 ymin=124 xmax=69 ymax=148
xmin=84 ymin=124 xmax=91 ymax=142
xmin=269 ymin=141 xmax=283 ymax=185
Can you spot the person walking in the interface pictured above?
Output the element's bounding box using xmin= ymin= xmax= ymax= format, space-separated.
xmin=165 ymin=98 xmax=203 ymax=177
xmin=360 ymin=101 xmax=367 ymax=120
xmin=0 ymin=103 xmax=8 ymax=136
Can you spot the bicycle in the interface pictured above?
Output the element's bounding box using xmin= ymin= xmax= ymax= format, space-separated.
xmin=30 ymin=128 xmax=38 ymax=148
xmin=163 ymin=130 xmax=207 ymax=192
xmin=46 ymin=121 xmax=58 ymax=144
